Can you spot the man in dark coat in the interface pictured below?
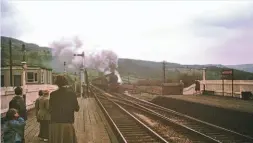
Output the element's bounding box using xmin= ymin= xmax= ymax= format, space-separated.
xmin=84 ymin=69 xmax=89 ymax=98
xmin=9 ymin=86 xmax=27 ymax=143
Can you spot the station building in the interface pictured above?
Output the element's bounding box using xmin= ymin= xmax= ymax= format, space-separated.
xmin=1 ymin=65 xmax=53 ymax=87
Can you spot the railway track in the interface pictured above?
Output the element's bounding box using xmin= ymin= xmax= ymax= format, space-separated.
xmin=113 ymin=99 xmax=212 ymax=143
xmin=91 ymin=88 xmax=169 ymax=143
xmin=111 ymin=91 xmax=253 ymax=143
xmin=91 ymin=86 xmax=217 ymax=143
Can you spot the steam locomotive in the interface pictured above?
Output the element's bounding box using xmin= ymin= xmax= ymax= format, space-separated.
xmin=92 ymin=72 xmax=121 ymax=93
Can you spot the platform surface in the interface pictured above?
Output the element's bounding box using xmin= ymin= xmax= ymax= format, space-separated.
xmin=164 ymin=95 xmax=253 ymax=113
xmin=2 ymin=98 xmax=113 ymax=143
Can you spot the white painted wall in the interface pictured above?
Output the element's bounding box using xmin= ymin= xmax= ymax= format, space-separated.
xmin=1 ymin=84 xmax=58 ymax=114
xmin=183 ymin=80 xmax=253 ymax=97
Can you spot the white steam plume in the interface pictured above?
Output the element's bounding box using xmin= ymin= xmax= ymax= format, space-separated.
xmin=50 ymin=36 xmax=119 ymax=74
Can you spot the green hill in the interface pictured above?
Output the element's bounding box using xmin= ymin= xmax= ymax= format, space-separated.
xmin=226 ymin=64 xmax=253 ymax=73
xmin=1 ymin=36 xmax=52 ymax=69
xmin=118 ymin=58 xmax=253 ymax=80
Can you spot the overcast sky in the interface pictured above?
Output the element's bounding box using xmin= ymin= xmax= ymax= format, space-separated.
xmin=2 ymin=0 xmax=253 ymax=65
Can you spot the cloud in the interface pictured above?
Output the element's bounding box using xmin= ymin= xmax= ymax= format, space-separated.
xmin=9 ymin=1 xmax=253 ymax=65
xmin=192 ymin=4 xmax=253 ymax=65
xmin=1 ymin=0 xmax=28 ymax=37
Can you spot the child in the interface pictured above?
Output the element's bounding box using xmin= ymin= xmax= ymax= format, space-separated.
xmin=3 ymin=108 xmax=26 ymax=143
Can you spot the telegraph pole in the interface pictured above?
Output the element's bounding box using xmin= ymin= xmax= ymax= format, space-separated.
xmin=74 ymin=52 xmax=85 ymax=97
xmin=74 ymin=72 xmax=77 ymax=92
xmin=21 ymin=43 xmax=27 ymax=107
xmin=232 ymin=69 xmax=234 ymax=97
xmin=9 ymin=40 xmax=13 ymax=86
xmin=162 ymin=61 xmax=166 ymax=83
xmin=64 ymin=61 xmax=66 ymax=74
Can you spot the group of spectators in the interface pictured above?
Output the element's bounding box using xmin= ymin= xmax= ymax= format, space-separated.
xmin=3 ymin=75 xmax=80 ymax=143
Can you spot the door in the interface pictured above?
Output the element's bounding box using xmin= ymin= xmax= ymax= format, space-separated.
xmin=14 ymin=75 xmax=21 ymax=86
xmin=1 ymin=75 xmax=4 ymax=87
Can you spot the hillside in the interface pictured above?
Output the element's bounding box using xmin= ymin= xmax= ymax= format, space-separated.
xmin=118 ymin=58 xmax=253 ymax=80
xmin=226 ymin=64 xmax=253 ymax=73
xmin=118 ymin=58 xmax=181 ymax=79
xmin=2 ymin=36 xmax=253 ymax=80
xmin=1 ymin=36 xmax=52 ymax=69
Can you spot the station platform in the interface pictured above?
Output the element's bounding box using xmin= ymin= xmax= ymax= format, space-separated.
xmin=164 ymin=95 xmax=253 ymax=114
xmin=1 ymin=98 xmax=116 ymax=143
xmin=151 ymin=95 xmax=253 ymax=137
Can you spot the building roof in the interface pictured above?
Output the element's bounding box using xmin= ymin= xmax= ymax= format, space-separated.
xmin=1 ymin=64 xmax=52 ymax=70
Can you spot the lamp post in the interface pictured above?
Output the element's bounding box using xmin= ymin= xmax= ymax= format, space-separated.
xmin=9 ymin=40 xmax=13 ymax=86
xmin=202 ymin=68 xmax=206 ymax=91
xmin=73 ymin=52 xmax=85 ymax=97
xmin=21 ymin=43 xmax=27 ymax=105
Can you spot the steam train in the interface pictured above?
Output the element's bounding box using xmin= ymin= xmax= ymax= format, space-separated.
xmin=92 ymin=72 xmax=121 ymax=93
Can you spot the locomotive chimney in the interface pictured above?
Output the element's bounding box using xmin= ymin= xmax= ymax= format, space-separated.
xmin=109 ymin=62 xmax=116 ymax=73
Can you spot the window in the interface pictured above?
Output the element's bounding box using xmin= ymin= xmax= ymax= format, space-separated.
xmin=27 ymin=72 xmax=38 ymax=83
xmin=1 ymin=75 xmax=4 ymax=87
xmin=41 ymin=71 xmax=44 ymax=83
xmin=27 ymin=72 xmax=34 ymax=82
xmin=47 ymin=71 xmax=49 ymax=84
xmin=35 ymin=73 xmax=38 ymax=81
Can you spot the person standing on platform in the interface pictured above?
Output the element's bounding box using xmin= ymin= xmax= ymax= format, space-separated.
xmin=195 ymin=80 xmax=200 ymax=95
xmin=37 ymin=90 xmax=51 ymax=141
xmin=35 ymin=90 xmax=44 ymax=120
xmin=49 ymin=75 xmax=79 ymax=143
xmin=180 ymin=80 xmax=184 ymax=95
xmin=35 ymin=90 xmax=43 ymax=138
xmin=84 ymin=69 xmax=89 ymax=98
xmin=9 ymin=86 xmax=27 ymax=143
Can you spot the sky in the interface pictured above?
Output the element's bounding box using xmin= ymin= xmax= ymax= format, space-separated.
xmin=1 ymin=0 xmax=253 ymax=65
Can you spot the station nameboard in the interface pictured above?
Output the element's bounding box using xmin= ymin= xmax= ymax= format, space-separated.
xmin=221 ymin=69 xmax=233 ymax=79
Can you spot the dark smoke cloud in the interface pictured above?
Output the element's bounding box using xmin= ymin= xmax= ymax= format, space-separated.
xmin=50 ymin=36 xmax=118 ymax=73
xmin=1 ymin=0 xmax=24 ymax=37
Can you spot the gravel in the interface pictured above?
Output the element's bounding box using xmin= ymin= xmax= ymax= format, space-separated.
xmin=131 ymin=93 xmax=158 ymax=101
xmin=133 ymin=112 xmax=193 ymax=143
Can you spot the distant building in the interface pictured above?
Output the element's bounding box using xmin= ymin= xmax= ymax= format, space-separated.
xmin=1 ymin=65 xmax=53 ymax=87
